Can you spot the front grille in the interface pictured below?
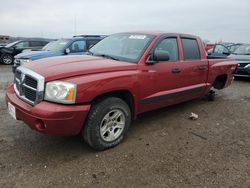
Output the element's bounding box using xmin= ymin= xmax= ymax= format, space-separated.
xmin=23 ymin=87 xmax=37 ymax=101
xmin=14 ymin=67 xmax=44 ymax=105
xmin=25 ymin=75 xmax=38 ymax=88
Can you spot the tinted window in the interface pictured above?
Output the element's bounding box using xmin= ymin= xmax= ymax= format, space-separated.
xmin=181 ymin=38 xmax=200 ymax=60
xmin=30 ymin=41 xmax=43 ymax=47
xmin=155 ymin=38 xmax=179 ymax=61
xmin=41 ymin=41 xmax=49 ymax=46
xmin=87 ymin=40 xmax=100 ymax=49
xmin=69 ymin=40 xmax=86 ymax=53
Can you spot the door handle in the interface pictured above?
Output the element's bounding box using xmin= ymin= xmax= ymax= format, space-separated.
xmin=171 ymin=68 xmax=182 ymax=74
xmin=199 ymin=65 xmax=207 ymax=70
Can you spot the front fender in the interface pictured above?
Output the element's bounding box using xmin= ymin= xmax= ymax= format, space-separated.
xmin=64 ymin=70 xmax=139 ymax=104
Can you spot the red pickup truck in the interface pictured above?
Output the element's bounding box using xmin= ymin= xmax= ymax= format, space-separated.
xmin=6 ymin=32 xmax=237 ymax=150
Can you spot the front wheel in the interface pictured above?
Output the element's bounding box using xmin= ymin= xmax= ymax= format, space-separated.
xmin=1 ymin=54 xmax=14 ymax=65
xmin=83 ymin=97 xmax=131 ymax=150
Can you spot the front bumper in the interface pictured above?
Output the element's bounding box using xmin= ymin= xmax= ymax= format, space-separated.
xmin=234 ymin=67 xmax=250 ymax=77
xmin=6 ymin=84 xmax=91 ymax=136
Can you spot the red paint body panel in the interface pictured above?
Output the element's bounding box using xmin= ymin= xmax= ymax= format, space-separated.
xmin=6 ymin=32 xmax=237 ymax=136
xmin=6 ymin=85 xmax=90 ymax=136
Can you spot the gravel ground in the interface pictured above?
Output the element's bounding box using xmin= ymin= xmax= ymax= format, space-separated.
xmin=0 ymin=65 xmax=250 ymax=188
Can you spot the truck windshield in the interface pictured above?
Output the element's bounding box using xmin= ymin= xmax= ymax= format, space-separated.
xmin=233 ymin=44 xmax=250 ymax=55
xmin=43 ymin=39 xmax=70 ymax=52
xmin=89 ymin=33 xmax=154 ymax=63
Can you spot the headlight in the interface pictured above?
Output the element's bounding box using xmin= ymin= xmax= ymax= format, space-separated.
xmin=16 ymin=59 xmax=32 ymax=66
xmin=45 ymin=81 xmax=77 ymax=104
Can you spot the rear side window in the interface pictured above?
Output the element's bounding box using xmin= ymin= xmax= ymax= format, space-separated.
xmin=30 ymin=41 xmax=43 ymax=47
xmin=41 ymin=41 xmax=49 ymax=46
xmin=181 ymin=38 xmax=200 ymax=60
xmin=87 ymin=40 xmax=100 ymax=49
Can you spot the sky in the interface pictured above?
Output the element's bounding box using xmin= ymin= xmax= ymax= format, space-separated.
xmin=0 ymin=0 xmax=250 ymax=43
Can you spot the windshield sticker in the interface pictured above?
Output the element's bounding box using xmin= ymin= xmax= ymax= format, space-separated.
xmin=129 ymin=35 xmax=147 ymax=39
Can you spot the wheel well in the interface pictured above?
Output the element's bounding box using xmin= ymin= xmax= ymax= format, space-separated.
xmin=213 ymin=74 xmax=227 ymax=89
xmin=92 ymin=90 xmax=135 ymax=117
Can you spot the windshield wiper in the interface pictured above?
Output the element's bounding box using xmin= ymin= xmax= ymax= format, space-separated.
xmin=94 ymin=53 xmax=120 ymax=61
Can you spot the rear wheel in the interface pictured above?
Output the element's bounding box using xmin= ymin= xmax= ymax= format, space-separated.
xmin=1 ymin=54 xmax=13 ymax=65
xmin=83 ymin=97 xmax=131 ymax=150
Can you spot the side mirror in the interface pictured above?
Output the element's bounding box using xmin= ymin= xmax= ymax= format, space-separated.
xmin=146 ymin=50 xmax=170 ymax=65
xmin=65 ymin=48 xmax=70 ymax=54
xmin=153 ymin=50 xmax=170 ymax=61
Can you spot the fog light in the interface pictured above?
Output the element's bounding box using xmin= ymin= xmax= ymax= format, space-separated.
xmin=35 ymin=119 xmax=46 ymax=131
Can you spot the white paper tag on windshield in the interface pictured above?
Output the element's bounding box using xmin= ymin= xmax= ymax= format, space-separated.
xmin=129 ymin=35 xmax=146 ymax=39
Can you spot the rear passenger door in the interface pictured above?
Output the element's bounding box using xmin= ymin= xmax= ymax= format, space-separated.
xmin=179 ymin=37 xmax=208 ymax=92
xmin=139 ymin=35 xmax=208 ymax=113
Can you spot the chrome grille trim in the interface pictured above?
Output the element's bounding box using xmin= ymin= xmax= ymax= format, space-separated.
xmin=14 ymin=66 xmax=45 ymax=105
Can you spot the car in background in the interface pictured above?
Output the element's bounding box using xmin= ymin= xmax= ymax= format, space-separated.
xmin=228 ymin=44 xmax=250 ymax=78
xmin=205 ymin=43 xmax=215 ymax=52
xmin=207 ymin=43 xmax=242 ymax=59
xmin=0 ymin=40 xmax=50 ymax=65
xmin=12 ymin=35 xmax=106 ymax=73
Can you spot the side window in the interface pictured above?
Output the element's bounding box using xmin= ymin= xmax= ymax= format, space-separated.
xmin=15 ymin=41 xmax=29 ymax=49
xmin=30 ymin=41 xmax=43 ymax=47
xmin=213 ymin=44 xmax=230 ymax=54
xmin=69 ymin=40 xmax=86 ymax=53
xmin=87 ymin=40 xmax=99 ymax=49
xmin=42 ymin=41 xmax=49 ymax=46
xmin=155 ymin=38 xmax=179 ymax=61
xmin=181 ymin=38 xmax=201 ymax=60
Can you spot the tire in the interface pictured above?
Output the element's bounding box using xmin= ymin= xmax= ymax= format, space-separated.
xmin=206 ymin=90 xmax=215 ymax=101
xmin=83 ymin=97 xmax=131 ymax=151
xmin=1 ymin=54 xmax=14 ymax=65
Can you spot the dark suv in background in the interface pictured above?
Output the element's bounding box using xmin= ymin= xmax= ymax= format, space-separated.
xmin=0 ymin=40 xmax=50 ymax=65
xmin=12 ymin=35 xmax=106 ymax=72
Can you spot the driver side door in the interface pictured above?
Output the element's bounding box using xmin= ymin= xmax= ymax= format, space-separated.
xmin=139 ymin=36 xmax=185 ymax=112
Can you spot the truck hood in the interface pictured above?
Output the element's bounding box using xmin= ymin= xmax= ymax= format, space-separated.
xmin=24 ymin=55 xmax=137 ymax=81
xmin=15 ymin=50 xmax=63 ymax=61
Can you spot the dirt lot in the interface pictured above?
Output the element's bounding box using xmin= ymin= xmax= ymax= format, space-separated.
xmin=0 ymin=65 xmax=250 ymax=188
